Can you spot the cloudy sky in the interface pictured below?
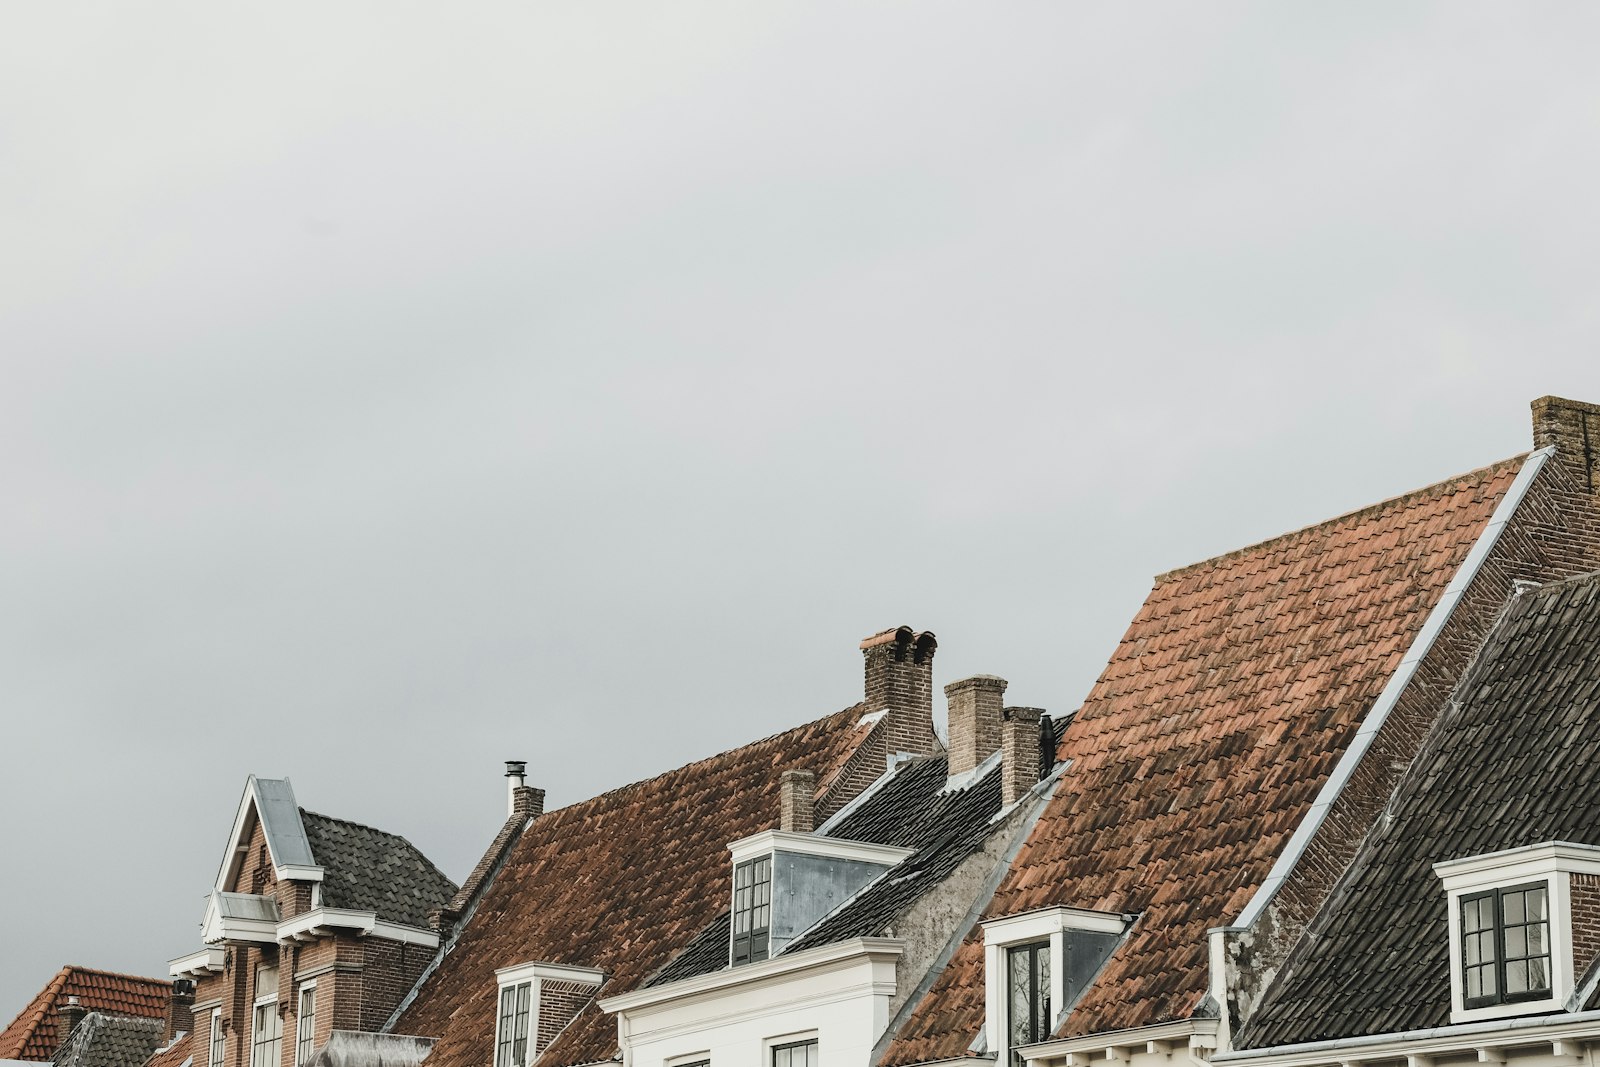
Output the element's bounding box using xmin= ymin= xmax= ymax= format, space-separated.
xmin=3 ymin=1 xmax=1599 ymax=1014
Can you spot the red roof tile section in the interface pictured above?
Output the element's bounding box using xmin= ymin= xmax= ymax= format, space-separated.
xmin=883 ymin=457 xmax=1524 ymax=1065
xmin=145 ymin=1031 xmax=193 ymax=1067
xmin=392 ymin=706 xmax=879 ymax=1067
xmin=0 ymin=966 xmax=169 ymax=1062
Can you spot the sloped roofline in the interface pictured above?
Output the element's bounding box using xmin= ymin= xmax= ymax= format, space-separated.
xmin=1156 ymin=453 xmax=1533 ymax=585
xmin=215 ymin=775 xmax=322 ymax=891
xmin=1227 ymin=445 xmax=1553 ymax=933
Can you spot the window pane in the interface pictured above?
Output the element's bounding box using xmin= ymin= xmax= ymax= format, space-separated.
xmin=1528 ymin=887 xmax=1548 ymax=921
xmin=1463 ymin=897 xmax=1486 ymax=933
xmin=1528 ymin=923 xmax=1545 ymax=955
xmin=1506 ymin=960 xmax=1529 ymax=995
xmin=1505 ymin=926 xmax=1526 ymax=958
xmin=1527 ymin=957 xmax=1550 ymax=992
xmin=1466 ymin=968 xmax=1482 ymax=1000
xmin=1504 ymin=892 xmax=1525 ymax=925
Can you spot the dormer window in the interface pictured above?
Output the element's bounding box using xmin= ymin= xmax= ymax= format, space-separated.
xmin=1007 ymin=941 xmax=1051 ymax=1064
xmin=1460 ymin=883 xmax=1550 ymax=1007
xmin=1435 ymin=840 xmax=1600 ymax=1023
xmin=725 ymin=831 xmax=913 ymax=967
xmin=493 ymin=961 xmax=604 ymax=1067
xmin=982 ymin=907 xmax=1127 ymax=1066
xmin=732 ymin=857 xmax=773 ymax=965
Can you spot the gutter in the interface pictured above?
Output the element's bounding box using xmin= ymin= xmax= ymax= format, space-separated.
xmin=1216 ymin=1009 xmax=1600 ymax=1065
xmin=1229 ymin=447 xmax=1553 ymax=932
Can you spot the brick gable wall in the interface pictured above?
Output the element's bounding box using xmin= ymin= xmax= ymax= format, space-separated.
xmin=1570 ymin=873 xmax=1600 ymax=982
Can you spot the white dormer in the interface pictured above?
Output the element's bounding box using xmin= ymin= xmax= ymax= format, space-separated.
xmin=492 ymin=961 xmax=604 ymax=1067
xmin=726 ymin=831 xmax=914 ymax=965
xmin=982 ymin=906 xmax=1129 ymax=1065
xmin=1435 ymin=841 xmax=1600 ymax=1023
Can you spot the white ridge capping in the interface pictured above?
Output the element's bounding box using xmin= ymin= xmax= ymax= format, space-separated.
xmin=1227 ymin=447 xmax=1554 ymax=933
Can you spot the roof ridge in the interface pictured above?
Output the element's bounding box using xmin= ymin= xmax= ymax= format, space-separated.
xmin=538 ymin=703 xmax=866 ymax=819
xmin=61 ymin=966 xmax=168 ymax=985
xmin=298 ymin=810 xmax=459 ymax=894
xmin=1153 ymin=453 xmax=1528 ymax=584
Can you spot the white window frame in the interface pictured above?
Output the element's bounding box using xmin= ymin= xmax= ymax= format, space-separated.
xmin=982 ymin=906 xmax=1127 ymax=1065
xmin=250 ymin=995 xmax=281 ymax=1067
xmin=293 ymin=982 xmax=316 ymax=1067
xmin=208 ymin=1008 xmax=224 ymax=1067
xmin=1436 ymin=841 xmax=1600 ymax=1023
xmin=764 ymin=1032 xmax=819 ymax=1067
xmin=493 ymin=961 xmax=604 ymax=1067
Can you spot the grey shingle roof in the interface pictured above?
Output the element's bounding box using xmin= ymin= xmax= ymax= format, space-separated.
xmin=647 ymin=749 xmax=1014 ymax=987
xmin=300 ymin=811 xmax=458 ymax=930
xmin=53 ymin=1014 xmax=163 ymax=1067
xmin=1241 ymin=570 xmax=1600 ymax=1047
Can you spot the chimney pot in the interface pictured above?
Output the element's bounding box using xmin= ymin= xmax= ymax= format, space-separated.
xmin=780 ymin=769 xmax=816 ymax=833
xmin=945 ymin=675 xmax=1008 ymax=779
xmin=1002 ymin=707 xmax=1045 ymax=806
xmin=859 ymin=625 xmax=939 ymax=758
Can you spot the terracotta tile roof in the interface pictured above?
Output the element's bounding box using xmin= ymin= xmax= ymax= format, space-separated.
xmin=0 ymin=968 xmax=168 ymax=1062
xmin=1242 ymin=570 xmax=1600 ymax=1045
xmin=883 ymin=457 xmax=1524 ymax=1065
xmin=143 ymin=1031 xmax=192 ymax=1067
xmin=390 ymin=704 xmax=879 ymax=1067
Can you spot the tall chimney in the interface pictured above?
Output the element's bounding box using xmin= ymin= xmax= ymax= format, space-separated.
xmin=945 ymin=675 xmax=1007 ymax=778
xmin=57 ymin=997 xmax=86 ymax=1053
xmin=167 ymin=980 xmax=195 ymax=1041
xmin=860 ymin=626 xmax=940 ymax=757
xmin=780 ymin=769 xmax=816 ymax=833
xmin=1001 ymin=707 xmax=1044 ymax=805
xmin=1532 ymin=396 xmax=1600 ymax=497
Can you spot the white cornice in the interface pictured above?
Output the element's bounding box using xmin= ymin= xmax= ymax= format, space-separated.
xmin=274 ymin=908 xmax=439 ymax=948
xmin=599 ymin=937 xmax=905 ymax=1014
xmin=727 ymin=829 xmax=915 ymax=868
xmin=169 ymin=948 xmax=226 ymax=977
xmin=495 ymin=961 xmax=605 ymax=987
xmin=1434 ymin=841 xmax=1600 ymax=891
xmin=1022 ymin=1018 xmax=1221 ymax=1063
xmin=984 ymin=905 xmax=1130 ymax=945
xmin=1214 ymin=1009 xmax=1600 ymax=1067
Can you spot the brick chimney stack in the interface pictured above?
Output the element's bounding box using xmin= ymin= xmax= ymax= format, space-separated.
xmin=860 ymin=626 xmax=940 ymax=757
xmin=167 ymin=980 xmax=195 ymax=1041
xmin=780 ymin=769 xmax=816 ymax=833
xmin=57 ymin=997 xmax=86 ymax=1053
xmin=1001 ymin=707 xmax=1044 ymax=805
xmin=1532 ymin=396 xmax=1600 ymax=497
xmin=945 ymin=675 xmax=1007 ymax=778
xmin=504 ymin=761 xmax=545 ymax=820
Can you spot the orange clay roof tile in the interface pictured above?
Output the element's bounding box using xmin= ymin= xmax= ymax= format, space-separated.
xmin=881 ymin=456 xmax=1523 ymax=1066
xmin=0 ymin=967 xmax=169 ymax=1062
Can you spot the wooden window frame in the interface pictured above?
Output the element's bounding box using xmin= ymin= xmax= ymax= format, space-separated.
xmin=1460 ymin=881 xmax=1552 ymax=1009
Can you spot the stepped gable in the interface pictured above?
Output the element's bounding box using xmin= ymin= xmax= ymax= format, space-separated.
xmin=299 ymin=810 xmax=457 ymax=930
xmin=0 ymin=968 xmax=168 ymax=1062
xmin=1242 ymin=571 xmax=1600 ymax=1046
xmin=390 ymin=704 xmax=876 ymax=1067
xmin=883 ymin=457 xmax=1524 ymax=1065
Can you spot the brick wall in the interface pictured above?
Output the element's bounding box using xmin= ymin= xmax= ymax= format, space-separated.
xmin=534 ymin=982 xmax=595 ymax=1056
xmin=1570 ymin=873 xmax=1600 ymax=977
xmin=1229 ymin=450 xmax=1600 ymax=1033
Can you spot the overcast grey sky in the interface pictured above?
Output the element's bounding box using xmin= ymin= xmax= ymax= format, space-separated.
xmin=3 ymin=1 xmax=1599 ymax=1016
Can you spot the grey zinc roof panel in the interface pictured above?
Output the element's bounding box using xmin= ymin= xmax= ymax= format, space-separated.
xmin=1241 ymin=570 xmax=1600 ymax=1048
xmin=253 ymin=778 xmax=316 ymax=869
xmin=54 ymin=1014 xmax=163 ymax=1067
xmin=299 ymin=810 xmax=458 ymax=930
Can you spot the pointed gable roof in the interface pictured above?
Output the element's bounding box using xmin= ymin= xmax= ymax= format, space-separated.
xmin=216 ymin=777 xmax=317 ymax=891
xmin=883 ymin=456 xmax=1528 ymax=1065
xmin=0 ymin=968 xmax=168 ymax=1063
xmin=389 ymin=704 xmax=882 ymax=1067
xmin=1241 ymin=570 xmax=1600 ymax=1046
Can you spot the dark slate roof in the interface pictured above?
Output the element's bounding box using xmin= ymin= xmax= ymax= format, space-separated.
xmin=0 ymin=969 xmax=169 ymax=1062
xmin=52 ymin=1013 xmax=162 ymax=1067
xmin=648 ymin=750 xmax=1012 ymax=988
xmin=299 ymin=811 xmax=458 ymax=930
xmin=886 ymin=457 xmax=1530 ymax=1066
xmin=389 ymin=705 xmax=887 ymax=1067
xmin=1242 ymin=570 xmax=1600 ymax=1047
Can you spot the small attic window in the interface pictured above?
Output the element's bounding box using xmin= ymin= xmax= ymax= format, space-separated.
xmin=982 ymin=907 xmax=1127 ymax=1066
xmin=732 ymin=857 xmax=772 ymax=965
xmin=1461 ymin=883 xmax=1550 ymax=1007
xmin=492 ymin=961 xmax=604 ymax=1067
xmin=1435 ymin=841 xmax=1600 ymax=1023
